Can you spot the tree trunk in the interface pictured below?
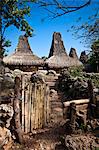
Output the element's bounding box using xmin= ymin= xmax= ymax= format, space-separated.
xmin=14 ymin=77 xmax=23 ymax=144
xmin=88 ymin=80 xmax=96 ymax=118
xmin=70 ymin=102 xmax=76 ymax=133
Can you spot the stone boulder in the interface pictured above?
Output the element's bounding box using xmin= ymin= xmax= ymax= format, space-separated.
xmin=30 ymin=72 xmax=45 ymax=84
xmin=58 ymin=71 xmax=89 ymax=100
xmin=0 ymin=71 xmax=14 ymax=104
xmin=0 ymin=104 xmax=13 ymax=128
xmin=0 ymin=126 xmax=12 ymax=150
xmin=64 ymin=134 xmax=99 ymax=150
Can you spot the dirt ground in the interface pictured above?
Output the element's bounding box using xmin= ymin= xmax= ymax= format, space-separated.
xmin=11 ymin=121 xmax=99 ymax=150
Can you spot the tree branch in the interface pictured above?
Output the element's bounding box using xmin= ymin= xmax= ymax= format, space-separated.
xmin=37 ymin=0 xmax=91 ymax=18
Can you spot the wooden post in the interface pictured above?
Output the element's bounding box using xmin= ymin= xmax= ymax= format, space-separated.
xmin=14 ymin=77 xmax=23 ymax=144
xmin=88 ymin=80 xmax=96 ymax=118
xmin=21 ymin=75 xmax=25 ymax=132
xmin=70 ymin=102 xmax=76 ymax=133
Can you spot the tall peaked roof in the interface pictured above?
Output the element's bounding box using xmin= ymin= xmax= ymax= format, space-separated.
xmin=16 ymin=35 xmax=32 ymax=53
xmin=48 ymin=32 xmax=67 ymax=57
xmin=46 ymin=32 xmax=82 ymax=69
xmin=3 ymin=35 xmax=44 ymax=66
xmin=80 ymin=51 xmax=88 ymax=64
xmin=69 ymin=48 xmax=78 ymax=59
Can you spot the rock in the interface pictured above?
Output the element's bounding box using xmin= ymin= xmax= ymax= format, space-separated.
xmin=58 ymin=71 xmax=89 ymax=100
xmin=0 ymin=126 xmax=12 ymax=150
xmin=4 ymin=67 xmax=11 ymax=74
xmin=0 ymin=104 xmax=13 ymax=128
xmin=30 ymin=72 xmax=45 ymax=84
xmin=46 ymin=70 xmax=57 ymax=76
xmin=64 ymin=134 xmax=99 ymax=150
xmin=1 ymin=74 xmax=14 ymax=91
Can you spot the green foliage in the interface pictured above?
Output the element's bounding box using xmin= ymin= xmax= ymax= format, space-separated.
xmin=88 ymin=40 xmax=99 ymax=72
xmin=91 ymin=39 xmax=99 ymax=52
xmin=69 ymin=66 xmax=84 ymax=77
xmin=0 ymin=0 xmax=36 ymax=57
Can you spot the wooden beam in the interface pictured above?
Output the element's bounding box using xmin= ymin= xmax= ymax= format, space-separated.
xmin=63 ymin=99 xmax=89 ymax=107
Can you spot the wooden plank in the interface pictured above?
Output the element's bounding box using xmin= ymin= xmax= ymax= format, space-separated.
xmin=27 ymin=82 xmax=32 ymax=133
xmin=35 ymin=84 xmax=39 ymax=129
xmin=31 ymin=83 xmax=35 ymax=132
xmin=24 ymin=82 xmax=28 ymax=133
xmin=34 ymin=83 xmax=37 ymax=129
xmin=63 ymin=99 xmax=89 ymax=107
xmin=29 ymin=82 xmax=32 ymax=132
xmin=44 ymin=84 xmax=47 ymax=125
xmin=46 ymin=85 xmax=50 ymax=123
xmin=40 ymin=84 xmax=44 ymax=128
xmin=38 ymin=84 xmax=41 ymax=128
xmin=21 ymin=75 xmax=24 ymax=132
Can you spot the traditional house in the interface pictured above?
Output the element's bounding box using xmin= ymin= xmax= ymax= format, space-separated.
xmin=3 ymin=36 xmax=44 ymax=71
xmin=45 ymin=32 xmax=82 ymax=72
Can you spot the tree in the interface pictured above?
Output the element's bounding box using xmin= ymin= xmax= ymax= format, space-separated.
xmin=37 ymin=0 xmax=91 ymax=18
xmin=37 ymin=0 xmax=99 ymax=47
xmin=88 ymin=40 xmax=99 ymax=72
xmin=0 ymin=0 xmax=36 ymax=58
xmin=69 ymin=9 xmax=99 ymax=46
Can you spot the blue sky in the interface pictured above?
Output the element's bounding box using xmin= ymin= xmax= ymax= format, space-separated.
xmin=6 ymin=0 xmax=98 ymax=58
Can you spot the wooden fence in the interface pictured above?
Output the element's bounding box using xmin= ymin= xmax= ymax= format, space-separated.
xmin=20 ymin=75 xmax=50 ymax=133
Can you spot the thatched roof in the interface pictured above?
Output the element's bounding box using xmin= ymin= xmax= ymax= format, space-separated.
xmin=69 ymin=48 xmax=78 ymax=59
xmin=48 ymin=32 xmax=67 ymax=57
xmin=46 ymin=32 xmax=82 ymax=69
xmin=3 ymin=36 xmax=44 ymax=66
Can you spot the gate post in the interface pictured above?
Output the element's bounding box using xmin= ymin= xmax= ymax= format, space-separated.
xmin=70 ymin=102 xmax=76 ymax=133
xmin=14 ymin=76 xmax=23 ymax=143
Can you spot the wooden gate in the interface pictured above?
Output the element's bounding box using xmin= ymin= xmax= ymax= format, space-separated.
xmin=21 ymin=75 xmax=50 ymax=133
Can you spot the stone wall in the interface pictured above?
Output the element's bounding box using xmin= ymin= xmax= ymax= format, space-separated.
xmin=45 ymin=74 xmax=65 ymax=124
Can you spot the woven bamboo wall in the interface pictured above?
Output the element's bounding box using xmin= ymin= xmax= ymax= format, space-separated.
xmin=21 ymin=75 xmax=50 ymax=133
